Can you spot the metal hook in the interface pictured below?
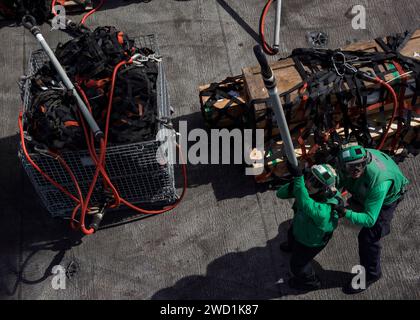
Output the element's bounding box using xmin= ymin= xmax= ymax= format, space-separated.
xmin=34 ymin=146 xmax=58 ymax=160
xmin=331 ymin=52 xmax=346 ymax=77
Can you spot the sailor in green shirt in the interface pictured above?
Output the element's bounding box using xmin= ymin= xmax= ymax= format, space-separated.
xmin=277 ymin=163 xmax=344 ymax=291
xmin=335 ymin=145 xmax=409 ymax=294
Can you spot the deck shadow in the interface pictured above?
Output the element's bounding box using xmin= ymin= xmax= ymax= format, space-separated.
xmin=0 ymin=134 xmax=83 ymax=298
xmin=151 ymin=220 xmax=352 ymax=299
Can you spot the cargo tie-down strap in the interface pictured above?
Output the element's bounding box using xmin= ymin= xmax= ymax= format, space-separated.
xmin=200 ymin=76 xmax=251 ymax=129
xmin=256 ymin=30 xmax=419 ymax=166
xmin=26 ymin=26 xmax=160 ymax=150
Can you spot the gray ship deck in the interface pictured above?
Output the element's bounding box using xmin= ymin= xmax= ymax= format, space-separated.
xmin=0 ymin=0 xmax=419 ymax=300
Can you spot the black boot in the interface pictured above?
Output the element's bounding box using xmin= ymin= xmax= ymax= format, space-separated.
xmin=288 ymin=275 xmax=321 ymax=292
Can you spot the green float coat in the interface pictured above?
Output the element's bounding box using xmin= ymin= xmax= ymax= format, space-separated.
xmin=339 ymin=149 xmax=409 ymax=228
xmin=277 ymin=175 xmax=342 ymax=247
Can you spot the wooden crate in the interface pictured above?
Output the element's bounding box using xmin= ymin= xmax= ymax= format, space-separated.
xmin=243 ymin=30 xmax=420 ymax=182
xmin=249 ymin=112 xmax=420 ymax=182
xmin=243 ymin=30 xmax=420 ymax=138
xmin=244 ymin=30 xmax=420 ymax=110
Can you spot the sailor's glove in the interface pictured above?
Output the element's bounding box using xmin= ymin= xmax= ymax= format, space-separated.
xmin=286 ymin=161 xmax=303 ymax=177
xmin=333 ymin=200 xmax=347 ymax=218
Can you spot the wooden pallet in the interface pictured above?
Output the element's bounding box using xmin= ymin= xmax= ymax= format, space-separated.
xmin=249 ymin=113 xmax=420 ymax=181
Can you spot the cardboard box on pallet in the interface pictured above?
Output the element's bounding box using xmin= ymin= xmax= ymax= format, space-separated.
xmin=199 ymin=76 xmax=251 ymax=129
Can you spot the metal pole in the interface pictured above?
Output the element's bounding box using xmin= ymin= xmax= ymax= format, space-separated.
xmin=273 ymin=0 xmax=282 ymax=52
xmin=253 ymin=45 xmax=298 ymax=168
xmin=22 ymin=15 xmax=104 ymax=141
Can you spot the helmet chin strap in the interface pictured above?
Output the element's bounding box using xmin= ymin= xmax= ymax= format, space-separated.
xmin=308 ymin=187 xmax=323 ymax=196
xmin=346 ymin=166 xmax=366 ymax=178
xmin=309 ymin=186 xmax=335 ymax=199
xmin=308 ymin=187 xmax=319 ymax=195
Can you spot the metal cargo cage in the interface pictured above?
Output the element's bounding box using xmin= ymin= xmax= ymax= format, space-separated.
xmin=19 ymin=35 xmax=178 ymax=218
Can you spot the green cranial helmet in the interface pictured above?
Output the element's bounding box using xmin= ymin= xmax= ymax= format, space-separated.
xmin=338 ymin=145 xmax=371 ymax=175
xmin=338 ymin=145 xmax=368 ymax=164
xmin=310 ymin=164 xmax=337 ymax=189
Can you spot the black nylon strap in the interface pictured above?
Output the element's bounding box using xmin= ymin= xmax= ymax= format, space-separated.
xmin=292 ymin=56 xmax=308 ymax=82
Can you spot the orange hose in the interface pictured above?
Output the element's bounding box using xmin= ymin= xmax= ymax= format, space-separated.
xmin=389 ymin=61 xmax=407 ymax=153
xmin=51 ymin=0 xmax=58 ymax=16
xmin=76 ymin=58 xmax=187 ymax=232
xmin=52 ymin=0 xmax=105 ymax=27
xmin=22 ymin=37 xmax=187 ymax=234
xmin=259 ymin=0 xmax=277 ymax=55
xmin=79 ymin=59 xmax=188 ymax=217
xmin=19 ymin=112 xmax=83 ymax=230
xmin=81 ymin=0 xmax=105 ymax=25
xmin=373 ymin=77 xmax=399 ymax=150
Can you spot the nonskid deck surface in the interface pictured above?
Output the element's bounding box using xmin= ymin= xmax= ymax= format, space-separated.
xmin=0 ymin=0 xmax=418 ymax=300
